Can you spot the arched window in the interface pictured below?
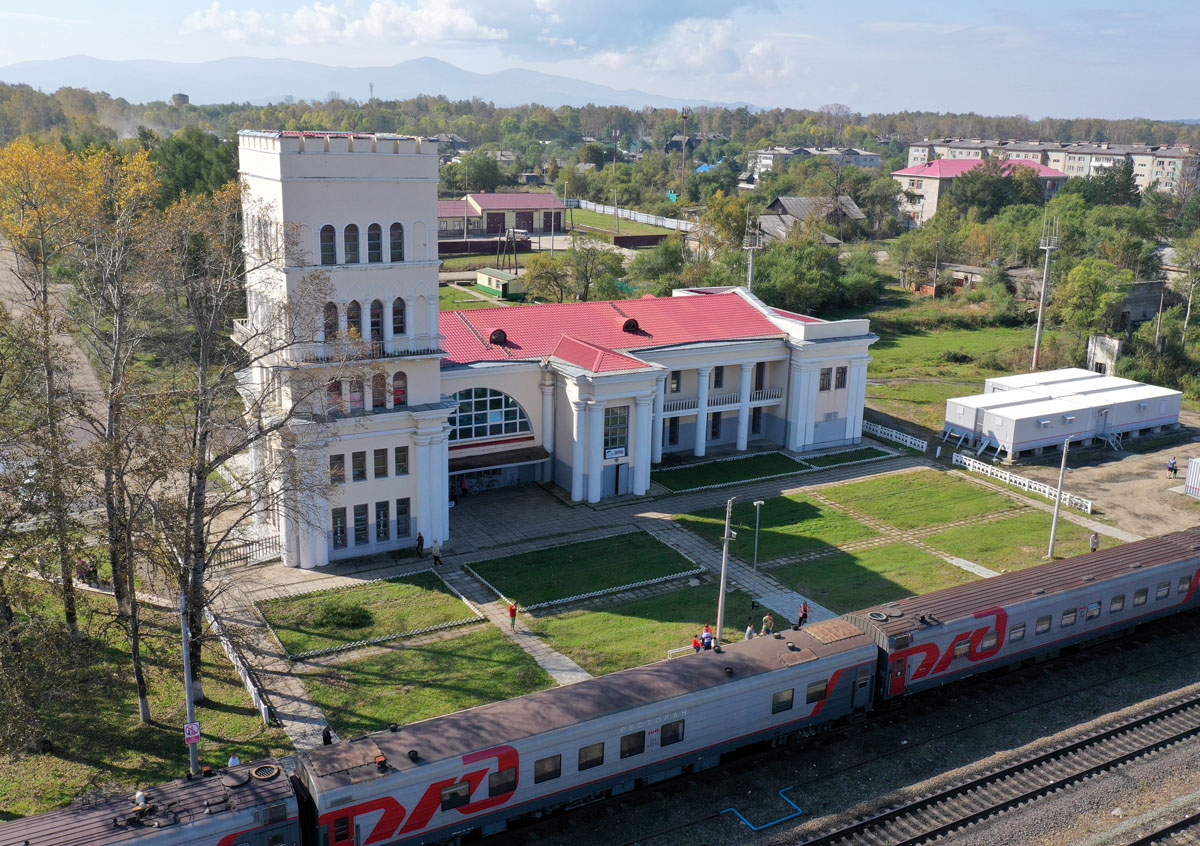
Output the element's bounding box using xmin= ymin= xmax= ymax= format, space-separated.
xmin=392 ymin=298 xmax=406 ymax=336
xmin=392 ymin=371 xmax=408 ymax=407
xmin=327 ymin=379 xmax=342 ymax=410
xmin=448 ymin=388 xmax=532 ymax=442
xmin=369 ymin=299 xmax=383 ymax=343
xmin=367 ymin=223 xmax=383 ymax=263
xmin=372 ymin=372 xmax=387 ymax=409
xmin=346 ymin=300 xmax=362 ymax=339
xmin=323 ymin=302 xmax=338 ymax=340
xmin=348 ymin=378 xmax=364 ymax=412
xmin=320 ymin=225 xmax=336 ymax=265
xmin=389 ymin=223 xmax=404 ymax=262
xmin=344 ymin=224 xmax=360 ymax=264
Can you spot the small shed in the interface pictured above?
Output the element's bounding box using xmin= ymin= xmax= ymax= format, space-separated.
xmin=475 ymin=268 xmax=525 ymax=300
xmin=1184 ymin=458 xmax=1200 ymax=499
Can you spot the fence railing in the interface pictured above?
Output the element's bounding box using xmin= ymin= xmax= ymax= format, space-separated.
xmin=863 ymin=421 xmax=928 ymax=452
xmin=952 ymin=452 xmax=1093 ymax=514
xmin=204 ymin=609 xmax=273 ymax=725
xmin=569 ymin=199 xmax=697 ymax=233
xmin=211 ymin=535 xmax=281 ymax=569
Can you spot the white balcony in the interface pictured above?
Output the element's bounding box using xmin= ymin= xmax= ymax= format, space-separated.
xmin=662 ymin=386 xmax=783 ymax=415
xmin=279 ymin=335 xmax=443 ymax=364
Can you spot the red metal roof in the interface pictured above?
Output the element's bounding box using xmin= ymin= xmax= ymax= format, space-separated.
xmin=438 ymin=199 xmax=468 ymax=218
xmin=892 ymin=159 xmax=1067 ymax=179
xmin=551 ymin=335 xmax=650 ymax=372
xmin=441 ymin=292 xmax=789 ymax=370
xmin=770 ymin=306 xmax=822 ymax=323
xmin=466 ymin=192 xmax=566 ymax=211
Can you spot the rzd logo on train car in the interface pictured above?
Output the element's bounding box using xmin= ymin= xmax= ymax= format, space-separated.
xmin=319 ymin=745 xmax=519 ymax=844
xmin=889 ymin=607 xmax=1006 ymax=694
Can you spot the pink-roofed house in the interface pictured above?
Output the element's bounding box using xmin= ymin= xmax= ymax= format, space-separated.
xmin=892 ymin=159 xmax=1068 ymax=225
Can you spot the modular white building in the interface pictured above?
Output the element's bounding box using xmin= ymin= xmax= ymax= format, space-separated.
xmin=945 ymin=368 xmax=1181 ymax=462
xmin=234 ymin=131 xmax=879 ymax=569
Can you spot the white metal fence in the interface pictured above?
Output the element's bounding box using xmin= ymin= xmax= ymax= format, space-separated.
xmin=863 ymin=421 xmax=928 ymax=452
xmin=952 ymin=452 xmax=1093 ymax=514
xmin=569 ymin=199 xmax=697 ymax=233
xmin=205 ymin=609 xmax=273 ymax=725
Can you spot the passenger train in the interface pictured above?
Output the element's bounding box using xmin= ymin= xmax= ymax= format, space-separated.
xmin=4 ymin=526 xmax=1200 ymax=846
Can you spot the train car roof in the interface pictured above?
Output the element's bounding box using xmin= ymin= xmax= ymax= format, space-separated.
xmin=298 ymin=619 xmax=872 ymax=792
xmin=850 ymin=526 xmax=1200 ymax=639
xmin=0 ymin=759 xmax=293 ymax=846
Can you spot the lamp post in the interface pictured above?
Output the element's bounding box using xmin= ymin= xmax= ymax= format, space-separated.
xmin=1047 ymin=437 xmax=1070 ymax=558
xmin=715 ymin=496 xmax=735 ymax=649
xmin=752 ymin=500 xmax=764 ymax=612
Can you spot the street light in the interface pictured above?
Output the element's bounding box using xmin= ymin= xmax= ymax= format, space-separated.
xmin=752 ymin=500 xmax=765 ymax=613
xmin=715 ymin=496 xmax=735 ymax=649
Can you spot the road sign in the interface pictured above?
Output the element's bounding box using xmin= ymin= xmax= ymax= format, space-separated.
xmin=184 ymin=721 xmax=201 ymax=745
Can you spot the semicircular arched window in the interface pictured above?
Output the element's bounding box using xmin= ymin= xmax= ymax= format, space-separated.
xmin=448 ymin=387 xmax=532 ymax=442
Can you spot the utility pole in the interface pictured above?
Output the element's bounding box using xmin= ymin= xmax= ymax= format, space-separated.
xmin=1047 ymin=438 xmax=1070 ymax=558
xmin=180 ymin=591 xmax=200 ymax=775
xmin=679 ymin=108 xmax=691 ymax=203
xmin=1032 ymin=215 xmax=1059 ymax=370
xmin=742 ymin=205 xmax=761 ymax=291
xmin=1154 ymin=277 xmax=1166 ymax=352
xmin=715 ymin=496 xmax=735 ymax=648
xmin=612 ymin=130 xmax=620 ymax=234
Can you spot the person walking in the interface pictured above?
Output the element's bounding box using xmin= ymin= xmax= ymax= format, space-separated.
xmin=508 ymin=602 xmax=517 ymax=630
xmin=800 ymin=602 xmax=810 ymax=628
xmin=460 ymin=477 xmax=469 ymax=498
xmin=415 ymin=532 xmax=425 ymax=557
xmin=1168 ymin=457 xmax=1178 ymax=479
xmin=745 ymin=623 xmax=755 ymax=640
xmin=701 ymin=626 xmax=714 ymax=650
xmin=692 ymin=634 xmax=702 ymax=653
xmin=761 ymin=613 xmax=774 ymax=636
xmin=431 ymin=540 xmax=443 ymax=567
xmin=1090 ymin=531 xmax=1100 ymax=553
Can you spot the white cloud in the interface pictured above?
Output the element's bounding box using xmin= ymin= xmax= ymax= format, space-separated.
xmin=283 ymin=2 xmax=348 ymax=45
xmin=352 ymin=0 xmax=506 ymax=43
xmin=184 ymin=1 xmax=272 ymax=42
xmin=864 ymin=21 xmax=966 ymax=35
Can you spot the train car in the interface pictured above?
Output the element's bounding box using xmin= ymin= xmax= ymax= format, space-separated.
xmin=846 ymin=527 xmax=1200 ymax=702
xmin=294 ymin=619 xmax=877 ymax=846
xmin=0 ymin=758 xmax=301 ymax=846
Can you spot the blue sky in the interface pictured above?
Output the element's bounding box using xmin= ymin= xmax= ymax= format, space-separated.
xmin=0 ymin=1 xmax=1194 ymax=117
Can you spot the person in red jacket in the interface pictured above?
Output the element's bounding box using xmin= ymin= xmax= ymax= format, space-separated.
xmin=508 ymin=602 xmax=517 ymax=630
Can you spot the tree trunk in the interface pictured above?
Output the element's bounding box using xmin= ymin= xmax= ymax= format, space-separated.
xmin=0 ymin=576 xmax=49 ymax=753
xmin=1183 ymin=280 xmax=1195 ymax=349
xmin=186 ymin=419 xmax=211 ymax=704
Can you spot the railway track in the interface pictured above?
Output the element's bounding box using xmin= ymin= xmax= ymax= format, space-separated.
xmin=793 ymin=693 xmax=1200 ymax=846
xmin=1121 ymin=809 xmax=1200 ymax=845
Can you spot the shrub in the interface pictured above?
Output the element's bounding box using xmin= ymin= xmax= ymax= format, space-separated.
xmin=314 ymin=597 xmax=373 ymax=629
xmin=938 ymin=350 xmax=974 ymax=364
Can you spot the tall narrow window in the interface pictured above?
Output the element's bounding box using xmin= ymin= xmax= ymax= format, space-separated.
xmin=668 ymin=416 xmax=679 ymax=445
xmin=390 ymin=223 xmax=404 ymax=262
xmin=331 ymin=507 xmax=347 ymax=549
xmin=348 ymin=379 xmax=364 ymax=412
xmin=373 ymin=447 xmax=388 ymax=477
xmin=819 ymin=368 xmax=833 ymax=391
xmin=835 ymin=366 xmax=848 ymax=389
xmin=669 ymin=370 xmax=681 ymax=393
xmin=351 ymin=451 xmax=366 ymax=481
xmin=367 ymin=223 xmax=383 ymax=263
xmin=393 ymin=372 xmax=408 ymax=406
xmin=751 ymin=407 xmax=763 ymax=435
xmin=329 ymin=454 xmax=344 ymax=484
xmin=346 ymin=301 xmax=362 ymax=339
xmin=344 ymin=224 xmax=360 ymax=264
xmin=603 ymin=406 xmax=629 ymax=452
xmin=323 ymin=302 xmax=338 ymax=340
xmin=353 ymin=504 xmax=368 ymax=545
xmin=712 ymin=366 xmax=724 ymax=389
xmin=754 ymin=361 xmax=766 ymax=391
xmin=320 ymin=225 xmax=336 ymax=265
xmin=710 ymin=412 xmax=722 ymax=439
xmin=394 ymin=446 xmax=409 ymax=475
xmin=327 ymin=380 xmax=343 ymax=411
xmin=372 ymin=373 xmax=387 ymax=409
xmin=375 ymin=501 xmax=390 ymax=541
xmin=395 ymin=497 xmax=410 ymax=536
xmin=370 ymin=300 xmax=383 ymax=342
xmin=392 ymin=298 xmax=406 ymax=335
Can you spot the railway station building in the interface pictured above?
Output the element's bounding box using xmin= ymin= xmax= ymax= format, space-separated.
xmin=235 ymin=131 xmax=878 ymax=569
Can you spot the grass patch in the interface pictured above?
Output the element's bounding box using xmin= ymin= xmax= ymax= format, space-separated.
xmin=568 ymin=207 xmax=674 ymax=235
xmin=469 ymin=533 xmax=695 ymax=607
xmin=259 ymin=572 xmax=473 ymax=656
xmin=439 ymin=285 xmax=506 ymax=311
xmin=822 ymin=469 xmax=1018 ymax=529
xmin=438 ymin=253 xmax=502 ymax=272
xmin=925 ymin=511 xmax=1098 ymax=570
xmin=0 ymin=590 xmax=289 ymax=819
xmin=651 ymin=452 xmax=807 ymax=492
xmin=802 ymin=447 xmax=891 ymax=468
xmin=771 ymin=542 xmax=977 ymax=613
xmin=304 ymin=628 xmax=553 ymax=738
xmin=867 ymin=380 xmax=975 ymax=432
xmin=533 ymin=584 xmax=753 ymax=675
xmin=675 ymin=493 xmax=877 ymax=561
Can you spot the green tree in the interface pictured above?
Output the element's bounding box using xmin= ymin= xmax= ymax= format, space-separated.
xmin=566 ymin=236 xmax=624 ymax=302
xmin=150 ymin=126 xmax=237 ymax=205
xmin=752 ymin=235 xmax=842 ymax=314
xmin=457 ymin=152 xmax=503 ymax=193
xmin=523 ymin=252 xmax=575 ymax=303
xmin=1051 ymin=257 xmax=1133 ymax=352
xmin=630 ymin=235 xmax=687 ymax=283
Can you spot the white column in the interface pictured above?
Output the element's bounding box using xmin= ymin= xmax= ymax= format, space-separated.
xmin=694 ymin=366 xmax=711 ymax=458
xmin=785 ymin=362 xmax=802 ymax=450
xmin=337 ymin=304 xmax=348 ymax=338
xmin=587 ymin=401 xmax=605 ymax=503
xmin=428 ymin=297 xmax=439 ymax=343
xmin=540 ymin=376 xmax=555 ymax=482
xmin=414 ymin=434 xmax=434 ymax=543
xmin=846 ymin=362 xmax=868 ymax=441
xmin=736 ymin=362 xmax=753 ymax=451
xmin=279 ymin=483 xmax=300 ymax=568
xmin=802 ymin=369 xmax=819 ymax=449
xmin=634 ymin=394 xmax=653 ymax=495
xmin=651 ymin=374 xmax=665 ymax=464
xmin=405 ymin=297 xmax=416 ymax=343
xmin=385 ymin=370 xmax=394 ymax=409
xmin=363 ymin=375 xmax=373 ymax=412
xmin=309 ymin=493 xmax=329 ymax=567
xmin=383 ymin=299 xmax=394 ymax=354
xmin=433 ymin=432 xmax=450 ymax=543
xmin=570 ymin=399 xmax=586 ymax=501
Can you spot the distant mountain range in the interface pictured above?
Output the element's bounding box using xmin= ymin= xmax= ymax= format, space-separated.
xmin=0 ymin=55 xmax=751 ymax=110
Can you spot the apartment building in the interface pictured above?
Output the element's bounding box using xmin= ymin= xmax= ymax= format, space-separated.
xmin=893 ymin=159 xmax=1068 ymax=225
xmin=750 ymin=146 xmax=881 ymax=180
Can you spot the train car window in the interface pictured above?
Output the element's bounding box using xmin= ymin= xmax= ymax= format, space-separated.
xmin=534 ymin=754 xmax=561 ymax=784
xmin=978 ymin=631 xmax=998 ymax=650
xmin=268 ymin=836 xmax=286 ymax=846
xmin=620 ymin=731 xmax=646 ymax=759
xmin=1180 ymin=576 xmax=1192 ymax=595
xmin=1009 ymin=623 xmax=1026 ymax=642
xmin=953 ymin=639 xmax=969 ymax=658
xmin=661 ymin=719 xmax=685 ymax=746
xmin=772 ymin=689 xmax=794 ymax=714
xmin=894 ymin=634 xmax=912 ymax=649
xmin=440 ymin=781 xmax=472 ymax=811
xmin=1061 ymin=609 xmax=1077 ymax=627
xmin=806 ymin=679 xmax=828 ymax=704
xmin=489 ymin=767 xmax=517 ymax=797
xmin=1110 ymin=594 xmax=1125 ymax=613
xmin=1085 ymin=601 xmax=1101 ymax=620
xmin=1035 ymin=615 xmax=1051 ymax=635
xmin=1156 ymin=581 xmax=1171 ymax=601
xmin=1134 ymin=588 xmax=1148 ymax=607
xmin=856 ymin=668 xmax=870 ymax=689
xmin=333 ymin=817 xmax=350 ymax=840
xmin=578 ymin=742 xmax=605 ymax=771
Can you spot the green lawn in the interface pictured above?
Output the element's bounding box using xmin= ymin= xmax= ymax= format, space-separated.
xmin=439 ymin=285 xmax=505 ymax=311
xmin=532 ymin=584 xmax=752 ymax=675
xmin=0 ymin=590 xmax=290 ymax=819
xmin=802 ymin=446 xmax=891 ymax=468
xmin=822 ymin=469 xmax=1018 ymax=529
xmin=771 ymin=542 xmax=978 ymax=613
xmin=304 ymin=628 xmax=553 ymax=737
xmin=675 ymin=493 xmax=877 ymax=561
xmin=468 ymin=532 xmax=695 ymax=606
xmin=259 ymin=572 xmax=475 ymax=656
xmin=866 ymin=381 xmax=975 ymax=432
xmin=652 ymin=452 xmax=808 ymax=492
xmin=438 ymin=253 xmax=500 ymax=272
xmin=568 ymin=207 xmax=674 ymax=235
xmin=924 ymin=510 xmax=1098 ymax=570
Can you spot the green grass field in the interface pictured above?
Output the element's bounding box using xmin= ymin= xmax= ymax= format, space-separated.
xmin=0 ymin=591 xmax=290 ymax=819
xmin=924 ymin=510 xmax=1097 ymax=570
xmin=802 ymin=446 xmax=891 ymax=468
xmin=822 ymin=469 xmax=1018 ymax=529
xmin=438 ymin=253 xmax=502 ymax=272
xmin=652 ymin=452 xmax=808 ymax=492
xmin=439 ymin=285 xmax=505 ymax=310
xmin=259 ymin=572 xmax=475 ymax=656
xmin=567 ymin=207 xmax=674 ymax=235
xmin=866 ymin=381 xmax=974 ymax=431
xmin=532 ymin=584 xmax=751 ymax=675
xmin=469 ymin=533 xmax=695 ymax=606
xmin=771 ymin=542 xmax=978 ymax=613
xmin=675 ymin=493 xmax=877 ymax=561
xmin=303 ymin=628 xmax=553 ymax=737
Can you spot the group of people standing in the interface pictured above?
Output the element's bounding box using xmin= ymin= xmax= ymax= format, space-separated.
xmin=691 ymin=602 xmax=812 ymax=652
